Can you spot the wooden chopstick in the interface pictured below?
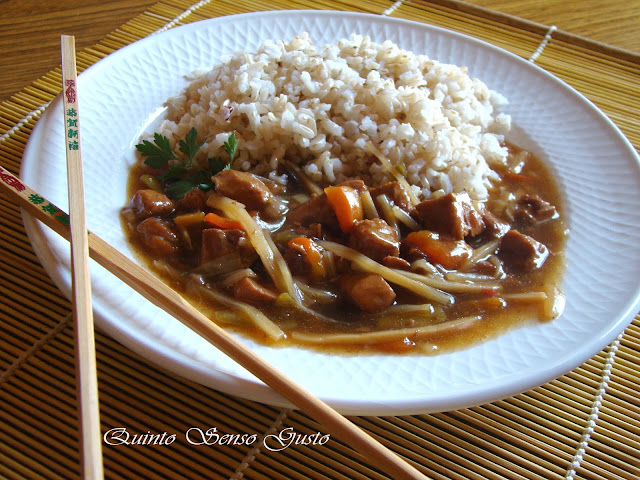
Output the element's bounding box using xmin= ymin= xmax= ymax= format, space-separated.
xmin=60 ymin=35 xmax=105 ymax=480
xmin=0 ymin=176 xmax=428 ymax=479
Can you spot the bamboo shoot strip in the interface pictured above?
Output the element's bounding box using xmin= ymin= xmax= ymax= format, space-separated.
xmin=318 ymin=240 xmax=454 ymax=305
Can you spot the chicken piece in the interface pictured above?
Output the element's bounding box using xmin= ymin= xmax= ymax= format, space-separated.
xmin=232 ymin=276 xmax=279 ymax=306
xmin=176 ymin=188 xmax=207 ymax=211
xmin=335 ymin=179 xmax=367 ymax=194
xmin=287 ymin=180 xmax=367 ymax=231
xmin=338 ymin=272 xmax=396 ymax=313
xmin=369 ymin=181 xmax=414 ymax=213
xmin=481 ymin=210 xmax=511 ymax=239
xmin=415 ymin=192 xmax=484 ymax=240
xmin=474 ymin=260 xmax=500 ymax=276
xmin=283 ymin=248 xmax=307 ymax=277
xmin=348 ymin=218 xmax=400 ymax=262
xmin=200 ymin=228 xmax=250 ymax=264
xmin=498 ymin=229 xmax=549 ymax=272
xmin=128 ymin=189 xmax=175 ymax=218
xmin=382 ymin=255 xmax=412 ymax=271
xmin=212 ymin=170 xmax=274 ymax=211
xmin=136 ymin=217 xmax=180 ymax=257
xmin=514 ymin=194 xmax=558 ymax=226
xmin=287 ymin=192 xmax=338 ymax=228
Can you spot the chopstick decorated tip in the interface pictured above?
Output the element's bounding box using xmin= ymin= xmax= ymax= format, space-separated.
xmin=60 ymin=35 xmax=104 ymax=480
xmin=0 ymin=177 xmax=428 ymax=480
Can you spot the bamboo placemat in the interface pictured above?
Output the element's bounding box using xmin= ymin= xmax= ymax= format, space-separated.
xmin=1 ymin=1 xmax=639 ymax=479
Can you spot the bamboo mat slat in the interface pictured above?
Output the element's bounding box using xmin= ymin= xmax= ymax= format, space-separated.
xmin=1 ymin=1 xmax=639 ymax=479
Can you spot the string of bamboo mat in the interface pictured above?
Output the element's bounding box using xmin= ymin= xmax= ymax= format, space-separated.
xmin=0 ymin=0 xmax=639 ymax=479
xmin=1 ymin=308 xmax=638 ymax=479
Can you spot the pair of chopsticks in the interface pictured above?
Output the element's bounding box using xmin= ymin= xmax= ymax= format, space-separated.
xmin=2 ymin=35 xmax=428 ymax=480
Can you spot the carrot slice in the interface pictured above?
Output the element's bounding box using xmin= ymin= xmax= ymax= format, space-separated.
xmin=405 ymin=231 xmax=472 ymax=270
xmin=324 ymin=185 xmax=363 ymax=233
xmin=203 ymin=212 xmax=244 ymax=230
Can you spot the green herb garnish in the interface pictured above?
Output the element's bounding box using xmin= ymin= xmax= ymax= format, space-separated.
xmin=165 ymin=179 xmax=196 ymax=199
xmin=135 ymin=133 xmax=177 ymax=168
xmin=135 ymin=128 xmax=237 ymax=199
xmin=222 ymin=133 xmax=237 ymax=161
xmin=178 ymin=127 xmax=205 ymax=164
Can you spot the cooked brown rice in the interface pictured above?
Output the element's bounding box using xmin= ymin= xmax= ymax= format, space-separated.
xmin=158 ymin=33 xmax=511 ymax=201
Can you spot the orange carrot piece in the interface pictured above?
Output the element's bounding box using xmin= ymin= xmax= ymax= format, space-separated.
xmin=324 ymin=186 xmax=363 ymax=233
xmin=288 ymin=236 xmax=325 ymax=280
xmin=203 ymin=212 xmax=244 ymax=230
xmin=504 ymin=172 xmax=532 ymax=183
xmin=405 ymin=231 xmax=472 ymax=270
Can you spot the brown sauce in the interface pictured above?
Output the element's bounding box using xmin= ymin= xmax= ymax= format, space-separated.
xmin=122 ymin=143 xmax=567 ymax=355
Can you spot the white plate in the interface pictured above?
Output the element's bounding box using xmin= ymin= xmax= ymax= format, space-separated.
xmin=21 ymin=11 xmax=640 ymax=415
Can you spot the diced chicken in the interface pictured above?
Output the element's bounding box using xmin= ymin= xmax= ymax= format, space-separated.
xmin=212 ymin=170 xmax=274 ymax=211
xmin=232 ymin=276 xmax=278 ymax=306
xmin=498 ymin=229 xmax=549 ymax=272
xmin=336 ymin=179 xmax=367 ymax=194
xmin=415 ymin=192 xmax=484 ymax=240
xmin=400 ymin=244 xmax=429 ymax=264
xmin=338 ymin=272 xmax=396 ymax=313
xmin=283 ymin=248 xmax=307 ymax=277
xmin=136 ymin=217 xmax=179 ymax=257
xmin=287 ymin=192 xmax=338 ymax=228
xmin=200 ymin=228 xmax=250 ymax=264
xmin=348 ymin=218 xmax=400 ymax=262
xmin=128 ymin=189 xmax=175 ymax=218
xmin=382 ymin=255 xmax=411 ymax=271
xmin=292 ymin=223 xmax=323 ymax=240
xmin=256 ymin=174 xmax=287 ymax=196
xmin=474 ymin=260 xmax=500 ymax=277
xmin=369 ymin=181 xmax=414 ymax=213
xmin=481 ymin=210 xmax=511 ymax=239
xmin=514 ymin=194 xmax=558 ymax=226
xmin=176 ymin=188 xmax=207 ymax=211
xmin=287 ymin=180 xmax=367 ymax=231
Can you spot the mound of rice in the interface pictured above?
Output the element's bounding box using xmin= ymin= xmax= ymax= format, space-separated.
xmin=159 ymin=33 xmax=511 ymax=201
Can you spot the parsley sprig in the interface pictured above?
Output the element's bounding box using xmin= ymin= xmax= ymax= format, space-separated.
xmin=135 ymin=127 xmax=237 ymax=199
